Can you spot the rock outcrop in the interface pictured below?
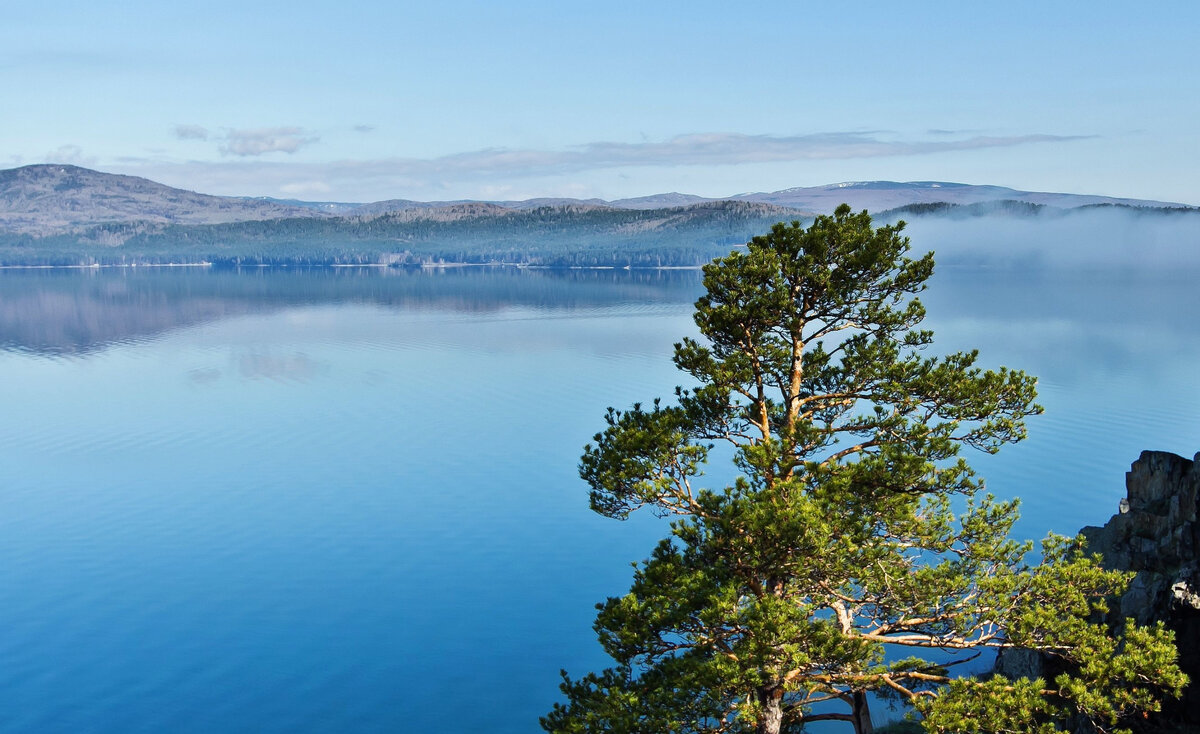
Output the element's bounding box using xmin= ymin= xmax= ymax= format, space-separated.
xmin=1079 ymin=450 xmax=1200 ymax=729
xmin=994 ymin=451 xmax=1200 ymax=729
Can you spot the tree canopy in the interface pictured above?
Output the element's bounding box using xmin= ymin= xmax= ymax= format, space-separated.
xmin=543 ymin=206 xmax=1185 ymax=734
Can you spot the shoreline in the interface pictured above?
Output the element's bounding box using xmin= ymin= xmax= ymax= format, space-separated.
xmin=0 ymin=261 xmax=707 ymax=272
xmin=0 ymin=262 xmax=214 ymax=270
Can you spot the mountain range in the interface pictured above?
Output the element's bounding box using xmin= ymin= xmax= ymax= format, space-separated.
xmin=2 ymin=164 xmax=1191 ymax=237
xmin=0 ymin=164 xmax=1194 ymax=268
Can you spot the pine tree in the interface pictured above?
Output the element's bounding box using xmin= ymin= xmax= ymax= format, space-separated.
xmin=543 ymin=206 xmax=1185 ymax=734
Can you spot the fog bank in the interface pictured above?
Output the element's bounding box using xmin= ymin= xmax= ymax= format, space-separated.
xmin=897 ymin=208 xmax=1200 ymax=272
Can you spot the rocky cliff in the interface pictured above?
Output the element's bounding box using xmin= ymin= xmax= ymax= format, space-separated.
xmin=995 ymin=452 xmax=1198 ymax=731
xmin=1079 ymin=450 xmax=1200 ymax=729
xmin=995 ymin=451 xmax=1200 ymax=730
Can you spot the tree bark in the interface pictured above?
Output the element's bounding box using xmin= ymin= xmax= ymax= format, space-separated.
xmin=850 ymin=690 xmax=874 ymax=734
xmin=756 ymin=687 xmax=783 ymax=734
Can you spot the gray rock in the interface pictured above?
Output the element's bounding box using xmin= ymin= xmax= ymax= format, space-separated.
xmin=994 ymin=647 xmax=1044 ymax=680
xmin=1075 ymin=451 xmax=1200 ymax=730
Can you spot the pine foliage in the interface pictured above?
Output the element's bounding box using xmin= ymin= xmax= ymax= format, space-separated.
xmin=543 ymin=206 xmax=1185 ymax=734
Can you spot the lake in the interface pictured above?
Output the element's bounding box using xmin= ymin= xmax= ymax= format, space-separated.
xmin=0 ymin=261 xmax=1197 ymax=732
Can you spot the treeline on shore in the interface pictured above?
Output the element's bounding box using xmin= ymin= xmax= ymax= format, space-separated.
xmin=3 ymin=199 xmax=1195 ymax=268
xmin=0 ymin=202 xmax=796 ymax=267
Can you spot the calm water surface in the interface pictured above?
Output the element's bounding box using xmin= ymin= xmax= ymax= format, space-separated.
xmin=0 ymin=265 xmax=1197 ymax=732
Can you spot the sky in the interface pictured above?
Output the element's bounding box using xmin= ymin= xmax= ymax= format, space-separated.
xmin=4 ymin=1 xmax=1199 ymax=204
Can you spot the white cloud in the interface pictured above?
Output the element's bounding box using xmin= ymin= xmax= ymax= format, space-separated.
xmin=220 ymin=127 xmax=317 ymax=156
xmin=174 ymin=124 xmax=210 ymax=140
xmin=555 ymin=132 xmax=1090 ymax=170
xmin=118 ymin=129 xmax=1094 ymax=200
xmin=305 ymin=131 xmax=1086 ymax=181
xmin=42 ymin=144 xmax=96 ymax=166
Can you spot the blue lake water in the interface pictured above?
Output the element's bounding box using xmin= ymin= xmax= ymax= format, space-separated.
xmin=0 ymin=263 xmax=1197 ymax=732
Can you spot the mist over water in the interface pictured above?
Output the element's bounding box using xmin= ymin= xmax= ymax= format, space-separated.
xmin=0 ymin=231 xmax=1197 ymax=732
xmin=899 ymin=208 xmax=1200 ymax=271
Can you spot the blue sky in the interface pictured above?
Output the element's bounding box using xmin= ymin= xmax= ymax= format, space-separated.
xmin=5 ymin=1 xmax=1198 ymax=204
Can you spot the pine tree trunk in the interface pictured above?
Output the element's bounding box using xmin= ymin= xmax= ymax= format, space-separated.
xmin=756 ymin=687 xmax=783 ymax=734
xmin=850 ymin=690 xmax=874 ymax=734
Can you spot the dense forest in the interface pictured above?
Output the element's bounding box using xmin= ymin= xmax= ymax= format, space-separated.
xmin=2 ymin=197 xmax=1195 ymax=268
xmin=0 ymin=201 xmax=802 ymax=267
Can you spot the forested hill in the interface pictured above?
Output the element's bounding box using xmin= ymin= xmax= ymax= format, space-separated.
xmin=0 ymin=200 xmax=806 ymax=267
xmin=3 ymin=164 xmax=1196 ymax=267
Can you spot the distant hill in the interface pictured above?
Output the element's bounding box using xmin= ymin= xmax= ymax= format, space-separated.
xmin=0 ymin=199 xmax=806 ymax=267
xmin=351 ymin=198 xmax=614 ymax=216
xmin=2 ymin=165 xmax=1190 ymax=238
xmin=350 ymin=200 xmax=530 ymax=218
xmin=1 ymin=164 xmax=1194 ymax=267
xmin=241 ymin=197 xmax=361 ymax=215
xmin=490 ymin=197 xmax=612 ymax=210
xmin=0 ymin=165 xmax=323 ymax=235
xmin=874 ymin=199 xmax=1200 ymax=222
xmin=609 ymin=192 xmax=716 ymax=209
xmin=734 ymin=181 xmax=1188 ymax=212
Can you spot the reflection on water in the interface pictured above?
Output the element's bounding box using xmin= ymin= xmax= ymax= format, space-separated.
xmin=0 ymin=267 xmax=702 ymax=355
xmin=0 ymin=265 xmax=1197 ymax=733
xmin=2 ymin=265 xmax=1196 ymax=401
